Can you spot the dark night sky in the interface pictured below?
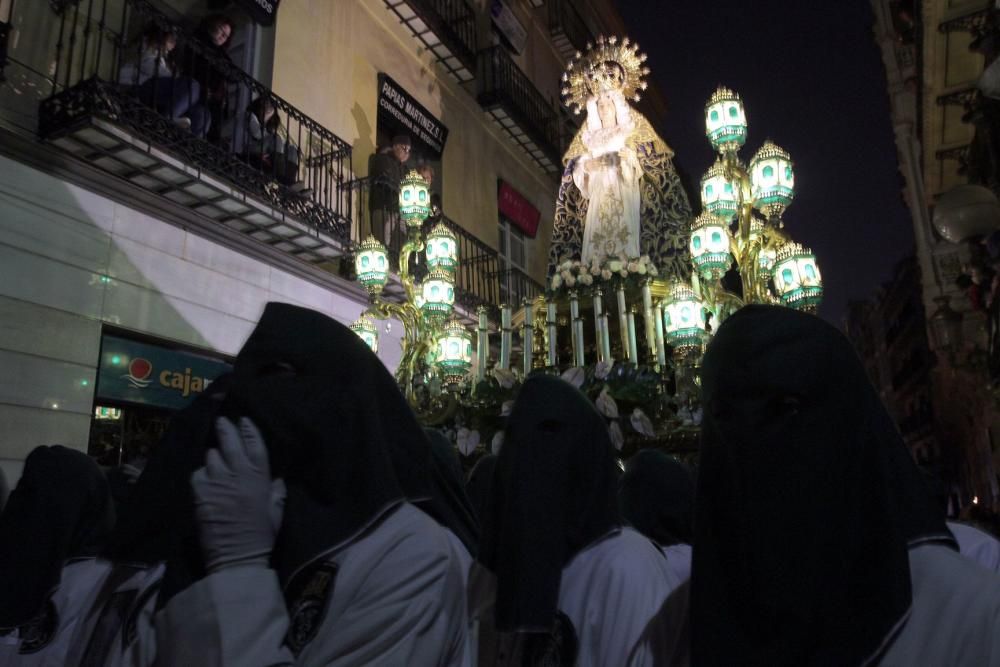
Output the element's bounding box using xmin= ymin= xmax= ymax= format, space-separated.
xmin=616 ymin=0 xmax=914 ymax=325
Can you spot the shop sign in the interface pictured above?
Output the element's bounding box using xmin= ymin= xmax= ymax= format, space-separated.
xmin=499 ymin=180 xmax=540 ymax=237
xmin=95 ymin=335 xmax=231 ymax=410
xmin=235 ymin=0 xmax=280 ymax=26
xmin=377 ymin=73 xmax=449 ymax=159
xmin=490 ymin=0 xmax=527 ymax=55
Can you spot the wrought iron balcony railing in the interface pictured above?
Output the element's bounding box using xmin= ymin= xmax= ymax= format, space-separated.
xmin=477 ymin=45 xmax=564 ymax=175
xmin=346 ymin=176 xmax=544 ymax=316
xmin=36 ymin=0 xmax=353 ymax=261
xmin=548 ymin=0 xmax=593 ymax=62
xmin=383 ymin=0 xmax=478 ymax=83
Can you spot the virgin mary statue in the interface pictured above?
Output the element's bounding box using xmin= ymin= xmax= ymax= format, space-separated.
xmin=548 ymin=36 xmax=693 ymax=279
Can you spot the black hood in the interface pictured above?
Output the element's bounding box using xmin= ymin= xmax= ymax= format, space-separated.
xmin=619 ymin=449 xmax=695 ymax=547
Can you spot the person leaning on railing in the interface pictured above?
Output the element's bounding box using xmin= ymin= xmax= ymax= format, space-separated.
xmin=244 ymin=96 xmax=311 ymax=197
xmin=177 ymin=14 xmax=237 ymax=147
xmin=117 ymin=22 xmax=209 ymax=138
xmin=367 ymin=135 xmax=411 ymax=246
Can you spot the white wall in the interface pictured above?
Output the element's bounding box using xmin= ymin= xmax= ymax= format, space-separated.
xmin=0 ymin=155 xmax=401 ymax=484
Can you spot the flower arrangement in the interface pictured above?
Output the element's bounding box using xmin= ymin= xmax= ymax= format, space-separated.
xmin=549 ymin=254 xmax=659 ymax=294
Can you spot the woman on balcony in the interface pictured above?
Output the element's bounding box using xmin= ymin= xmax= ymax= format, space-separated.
xmin=244 ymin=96 xmax=305 ymax=192
xmin=178 ymin=14 xmax=237 ymax=147
xmin=117 ymin=23 xmax=209 ymax=137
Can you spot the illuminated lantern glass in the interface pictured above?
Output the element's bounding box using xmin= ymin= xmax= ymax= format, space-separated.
xmin=349 ymin=316 xmax=379 ymax=353
xmin=399 ymin=170 xmax=431 ymax=229
xmin=355 ymin=236 xmax=389 ymax=295
xmin=435 ymin=319 xmax=473 ymax=387
xmin=700 ymin=159 xmax=739 ymax=220
xmin=425 ymin=222 xmax=459 ymax=273
xmin=705 ymin=86 xmax=747 ymax=154
xmin=689 ymin=212 xmax=733 ymax=281
xmin=750 ymin=140 xmax=795 ymax=219
xmin=773 ymin=242 xmax=823 ymax=311
xmin=661 ymin=283 xmax=708 ymax=353
xmin=421 ymin=268 xmax=455 ymax=319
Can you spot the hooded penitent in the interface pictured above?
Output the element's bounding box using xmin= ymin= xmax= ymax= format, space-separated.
xmin=0 ymin=446 xmax=115 ymax=629
xmin=220 ymin=302 xmax=468 ymax=587
xmin=465 ymin=453 xmax=498 ymax=527
xmin=479 ymin=375 xmax=620 ymax=633
xmin=424 ymin=428 xmax=479 ymax=551
xmin=619 ymin=449 xmax=695 ymax=547
xmin=693 ymin=305 xmax=954 ymax=666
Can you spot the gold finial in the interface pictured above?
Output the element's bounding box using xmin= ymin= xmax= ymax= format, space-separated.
xmin=562 ymin=34 xmax=650 ymax=114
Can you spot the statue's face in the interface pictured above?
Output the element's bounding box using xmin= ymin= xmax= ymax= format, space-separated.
xmin=597 ymin=96 xmax=617 ymax=128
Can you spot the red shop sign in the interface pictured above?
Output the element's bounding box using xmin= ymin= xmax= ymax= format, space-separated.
xmin=498 ymin=181 xmax=540 ymax=238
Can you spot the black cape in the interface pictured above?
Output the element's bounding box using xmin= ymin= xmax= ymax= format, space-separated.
xmin=424 ymin=428 xmax=479 ymax=553
xmin=0 ymin=445 xmax=115 ymax=628
xmin=692 ymin=305 xmax=954 ymax=666
xmin=619 ymin=449 xmax=695 ymax=547
xmin=465 ymin=453 xmax=498 ymax=528
xmin=479 ymin=375 xmax=621 ymax=632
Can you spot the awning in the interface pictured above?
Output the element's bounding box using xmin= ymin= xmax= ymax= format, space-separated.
xmin=498 ymin=180 xmax=540 ymax=237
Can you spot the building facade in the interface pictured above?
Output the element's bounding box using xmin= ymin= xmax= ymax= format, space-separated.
xmin=0 ymin=0 xmax=644 ymax=482
xmin=871 ymin=0 xmax=1000 ymax=505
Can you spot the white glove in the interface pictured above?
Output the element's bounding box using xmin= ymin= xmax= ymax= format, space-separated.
xmin=191 ymin=417 xmax=286 ymax=572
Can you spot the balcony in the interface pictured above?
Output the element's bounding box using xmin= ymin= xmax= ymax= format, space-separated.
xmin=477 ymin=46 xmax=564 ymax=175
xmin=346 ymin=176 xmax=543 ymax=317
xmin=383 ymin=0 xmax=478 ymax=83
xmin=548 ymin=0 xmax=594 ymax=62
xmin=37 ymin=0 xmax=354 ymax=266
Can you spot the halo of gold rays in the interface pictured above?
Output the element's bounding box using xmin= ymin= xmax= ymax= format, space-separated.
xmin=560 ymin=35 xmax=651 ymax=115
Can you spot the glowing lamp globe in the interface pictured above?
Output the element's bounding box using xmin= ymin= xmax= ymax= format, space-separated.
xmin=421 ymin=269 xmax=455 ymax=319
xmin=662 ymin=283 xmax=708 ymax=353
xmin=701 ymin=159 xmax=739 ymax=220
xmin=758 ymin=246 xmax=778 ymax=278
xmin=436 ymin=319 xmax=473 ymax=387
xmin=355 ymin=236 xmax=389 ymax=295
xmin=705 ymin=87 xmax=747 ymax=154
xmin=774 ymin=243 xmax=823 ymax=311
xmin=399 ymin=170 xmax=431 ymax=229
xmin=690 ymin=212 xmax=733 ymax=281
xmin=750 ymin=141 xmax=794 ymax=218
xmin=350 ymin=316 xmax=379 ymax=353
xmin=425 ymin=222 xmax=459 ymax=273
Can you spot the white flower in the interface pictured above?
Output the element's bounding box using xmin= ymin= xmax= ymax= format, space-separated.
xmin=609 ymin=260 xmax=623 ymax=272
xmin=456 ymin=428 xmax=480 ymax=456
xmin=565 ymin=276 xmax=576 ymax=287
xmin=491 ymin=431 xmax=504 ymax=454
xmin=601 ymin=269 xmax=613 ymax=280
xmin=561 ymin=270 xmax=572 ymax=281
xmin=596 ymin=386 xmax=619 ymax=418
xmin=619 ymin=269 xmax=628 ymax=278
xmin=630 ymin=408 xmax=655 ymax=437
xmin=493 ymin=367 xmax=516 ymax=389
xmin=580 ymin=273 xmax=593 ymax=286
xmin=648 ymin=265 xmax=659 ymax=277
xmin=561 ymin=366 xmax=585 ymax=388
xmin=636 ymin=264 xmax=647 ymax=275
xmin=551 ymin=274 xmax=563 ymax=288
xmin=627 ymin=261 xmax=640 ymax=273
xmin=609 ymin=421 xmax=624 ymax=451
xmin=590 ymin=264 xmax=601 ymax=276
xmin=640 ymin=254 xmax=651 ymax=265
xmin=501 ymin=400 xmax=514 ymax=416
xmin=595 ymin=359 xmax=613 ymax=380
xmin=560 ymin=260 xmax=574 ymax=271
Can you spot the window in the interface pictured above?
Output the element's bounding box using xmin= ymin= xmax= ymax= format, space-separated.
xmin=498 ymin=217 xmax=527 ymax=302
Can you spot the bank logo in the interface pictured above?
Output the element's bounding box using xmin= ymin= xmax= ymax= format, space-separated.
xmin=123 ymin=357 xmax=153 ymax=388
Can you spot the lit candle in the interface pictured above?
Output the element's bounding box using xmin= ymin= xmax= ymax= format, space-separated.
xmin=599 ymin=313 xmax=611 ymax=362
xmin=569 ymin=290 xmax=580 ymax=320
xmin=476 ymin=305 xmax=489 ymax=381
xmin=641 ymin=281 xmax=655 ymax=363
xmin=626 ymin=309 xmax=638 ymax=363
xmin=574 ymin=318 xmax=585 ymax=367
xmin=500 ymin=304 xmax=512 ymax=371
xmin=592 ymin=288 xmax=604 ymax=361
xmin=547 ymin=302 xmax=558 ymax=367
xmin=616 ymin=286 xmax=628 ymax=357
xmin=653 ymin=304 xmax=667 ymax=368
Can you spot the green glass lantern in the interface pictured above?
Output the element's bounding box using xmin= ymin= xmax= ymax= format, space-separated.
xmin=421 ymin=268 xmax=455 ymax=319
xmin=435 ymin=319 xmax=473 ymax=387
xmin=700 ymin=159 xmax=739 ymax=220
xmin=690 ymin=212 xmax=733 ymax=281
xmin=662 ymin=283 xmax=708 ymax=354
xmin=774 ymin=242 xmax=823 ymax=311
xmin=399 ymin=169 xmax=431 ymax=230
xmin=426 ymin=222 xmax=459 ymax=273
xmin=750 ymin=140 xmax=795 ymax=219
xmin=350 ymin=315 xmax=379 ymax=353
xmin=355 ymin=236 xmax=389 ymax=296
xmin=705 ymin=86 xmax=747 ymax=154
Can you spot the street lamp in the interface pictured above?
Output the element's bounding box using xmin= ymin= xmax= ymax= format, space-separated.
xmin=773 ymin=242 xmax=823 ymax=312
xmin=436 ymin=319 xmax=473 ymax=388
xmin=701 ymin=159 xmax=739 ymax=221
xmin=662 ymin=283 xmax=708 ymax=357
xmin=750 ymin=140 xmax=795 ymax=220
xmin=426 ymin=222 xmax=459 ymax=273
xmin=355 ymin=236 xmax=389 ymax=295
xmin=690 ymin=212 xmax=733 ymax=281
xmin=350 ymin=315 xmax=379 ymax=353
xmin=704 ymin=86 xmax=747 ymax=154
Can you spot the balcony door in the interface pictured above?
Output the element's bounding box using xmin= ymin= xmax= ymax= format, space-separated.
xmin=498 ymin=216 xmax=526 ymax=304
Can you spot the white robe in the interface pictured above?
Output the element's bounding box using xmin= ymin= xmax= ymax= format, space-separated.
xmin=154 ymin=502 xmax=467 ymax=666
xmin=879 ymin=543 xmax=1000 ymax=665
xmin=948 ymin=521 xmax=1000 ymax=573
xmin=0 ymin=558 xmax=113 ymax=667
xmin=660 ymin=543 xmax=692 ymax=588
